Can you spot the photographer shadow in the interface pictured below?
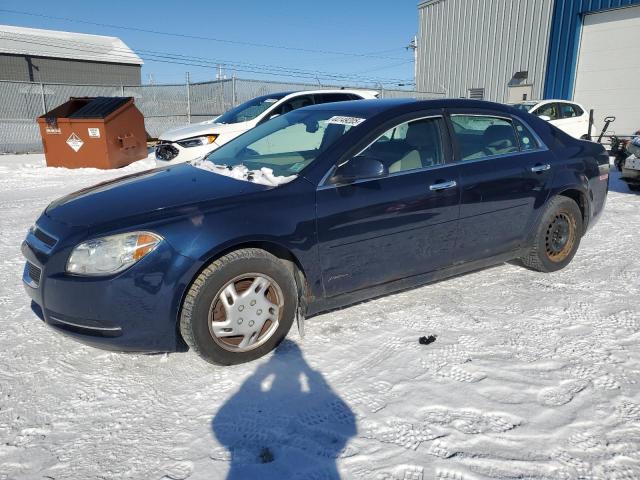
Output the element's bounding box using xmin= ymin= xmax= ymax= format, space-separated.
xmin=212 ymin=340 xmax=356 ymax=479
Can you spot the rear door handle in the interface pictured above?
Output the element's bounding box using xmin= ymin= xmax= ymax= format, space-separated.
xmin=530 ymin=163 xmax=551 ymax=173
xmin=429 ymin=180 xmax=457 ymax=191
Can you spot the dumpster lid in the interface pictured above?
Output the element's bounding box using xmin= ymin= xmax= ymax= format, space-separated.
xmin=68 ymin=97 xmax=132 ymax=119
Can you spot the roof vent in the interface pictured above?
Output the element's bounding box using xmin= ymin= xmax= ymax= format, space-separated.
xmin=468 ymin=88 xmax=485 ymax=100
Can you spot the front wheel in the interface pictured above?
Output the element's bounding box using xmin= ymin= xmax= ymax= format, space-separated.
xmin=180 ymin=249 xmax=298 ymax=365
xmin=520 ymin=196 xmax=583 ymax=272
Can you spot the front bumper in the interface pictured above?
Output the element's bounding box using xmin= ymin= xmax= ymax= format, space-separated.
xmin=22 ymin=230 xmax=199 ymax=353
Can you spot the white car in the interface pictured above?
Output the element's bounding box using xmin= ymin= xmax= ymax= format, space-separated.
xmin=155 ymin=89 xmax=379 ymax=165
xmin=510 ymin=100 xmax=597 ymax=139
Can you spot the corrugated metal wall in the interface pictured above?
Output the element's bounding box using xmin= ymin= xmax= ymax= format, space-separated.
xmin=416 ymin=0 xmax=555 ymax=103
xmin=0 ymin=54 xmax=142 ymax=85
xmin=544 ymin=0 xmax=640 ymax=100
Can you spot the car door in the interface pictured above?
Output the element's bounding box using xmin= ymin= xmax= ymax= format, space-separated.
xmin=316 ymin=114 xmax=461 ymax=297
xmin=447 ymin=111 xmax=554 ymax=263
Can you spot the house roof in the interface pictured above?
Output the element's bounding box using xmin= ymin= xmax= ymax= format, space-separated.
xmin=0 ymin=25 xmax=143 ymax=66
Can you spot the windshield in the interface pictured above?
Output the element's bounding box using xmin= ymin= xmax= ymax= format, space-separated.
xmin=215 ymin=93 xmax=287 ymax=124
xmin=511 ymin=102 xmax=536 ymax=113
xmin=199 ymin=109 xmax=367 ymax=180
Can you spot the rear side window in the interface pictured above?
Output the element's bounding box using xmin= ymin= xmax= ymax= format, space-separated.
xmin=513 ymin=118 xmax=541 ymax=151
xmin=450 ymin=115 xmax=519 ymax=161
xmin=560 ymin=103 xmax=583 ymax=118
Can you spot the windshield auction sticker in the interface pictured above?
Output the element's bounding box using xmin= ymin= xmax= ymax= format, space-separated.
xmin=327 ymin=116 xmax=365 ymax=127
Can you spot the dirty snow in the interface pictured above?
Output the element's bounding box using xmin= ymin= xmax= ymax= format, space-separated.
xmin=192 ymin=159 xmax=298 ymax=186
xmin=0 ymin=154 xmax=639 ymax=480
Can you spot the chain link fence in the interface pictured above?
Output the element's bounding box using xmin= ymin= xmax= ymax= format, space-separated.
xmin=0 ymin=78 xmax=444 ymax=154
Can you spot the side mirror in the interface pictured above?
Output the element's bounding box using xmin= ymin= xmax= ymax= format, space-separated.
xmin=538 ymin=115 xmax=552 ymax=121
xmin=330 ymin=156 xmax=388 ymax=185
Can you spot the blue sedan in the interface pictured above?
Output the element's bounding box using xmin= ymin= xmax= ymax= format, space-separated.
xmin=22 ymin=99 xmax=610 ymax=364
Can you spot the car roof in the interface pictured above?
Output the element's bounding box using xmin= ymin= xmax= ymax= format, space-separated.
xmin=299 ymin=98 xmax=520 ymax=117
xmin=282 ymin=88 xmax=378 ymax=98
xmin=513 ymin=99 xmax=582 ymax=106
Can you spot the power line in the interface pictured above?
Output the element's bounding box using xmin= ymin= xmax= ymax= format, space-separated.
xmin=0 ymin=8 xmax=409 ymax=61
xmin=0 ymin=32 xmax=415 ymax=85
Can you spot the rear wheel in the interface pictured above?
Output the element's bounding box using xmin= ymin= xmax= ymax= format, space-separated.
xmin=180 ymin=249 xmax=298 ymax=365
xmin=520 ymin=196 xmax=583 ymax=272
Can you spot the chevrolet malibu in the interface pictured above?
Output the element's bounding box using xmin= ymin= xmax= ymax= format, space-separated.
xmin=22 ymin=99 xmax=610 ymax=365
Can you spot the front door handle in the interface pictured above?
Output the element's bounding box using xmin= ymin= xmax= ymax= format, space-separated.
xmin=530 ymin=163 xmax=551 ymax=173
xmin=429 ymin=180 xmax=457 ymax=191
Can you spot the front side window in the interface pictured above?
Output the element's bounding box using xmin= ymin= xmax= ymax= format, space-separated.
xmin=201 ymin=109 xmax=366 ymax=178
xmin=451 ymin=115 xmax=519 ymax=160
xmin=215 ymin=93 xmax=287 ymax=124
xmin=277 ymin=95 xmax=314 ymax=115
xmin=534 ymin=103 xmax=559 ymax=121
xmin=357 ymin=117 xmax=445 ymax=174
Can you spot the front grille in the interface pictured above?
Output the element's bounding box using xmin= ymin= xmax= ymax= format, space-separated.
xmin=26 ymin=262 xmax=41 ymax=287
xmin=33 ymin=227 xmax=57 ymax=247
xmin=155 ymin=143 xmax=179 ymax=161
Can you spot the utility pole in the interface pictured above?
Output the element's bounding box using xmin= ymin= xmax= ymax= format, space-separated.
xmin=216 ymin=64 xmax=226 ymax=80
xmin=186 ymin=71 xmax=191 ymax=124
xmin=406 ymin=36 xmax=418 ymax=86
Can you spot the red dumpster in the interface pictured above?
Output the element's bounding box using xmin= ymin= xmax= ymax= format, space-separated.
xmin=37 ymin=97 xmax=147 ymax=169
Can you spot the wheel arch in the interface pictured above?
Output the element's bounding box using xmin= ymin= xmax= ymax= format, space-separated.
xmin=174 ymin=240 xmax=312 ymax=346
xmin=557 ymin=187 xmax=590 ymax=233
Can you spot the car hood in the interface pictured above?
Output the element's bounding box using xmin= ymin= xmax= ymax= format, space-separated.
xmin=45 ymin=163 xmax=269 ymax=228
xmin=159 ymin=121 xmax=251 ymax=142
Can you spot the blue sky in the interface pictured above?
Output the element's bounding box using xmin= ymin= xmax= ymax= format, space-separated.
xmin=0 ymin=1 xmax=419 ymax=87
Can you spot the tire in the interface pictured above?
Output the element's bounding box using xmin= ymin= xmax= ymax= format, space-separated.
xmin=520 ymin=196 xmax=583 ymax=273
xmin=180 ymin=248 xmax=298 ymax=365
xmin=628 ymin=183 xmax=640 ymax=192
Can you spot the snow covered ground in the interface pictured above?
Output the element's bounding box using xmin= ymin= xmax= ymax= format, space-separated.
xmin=0 ymin=154 xmax=639 ymax=480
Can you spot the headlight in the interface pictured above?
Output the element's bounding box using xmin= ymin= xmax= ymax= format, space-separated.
xmin=66 ymin=232 xmax=162 ymax=276
xmin=177 ymin=135 xmax=217 ymax=148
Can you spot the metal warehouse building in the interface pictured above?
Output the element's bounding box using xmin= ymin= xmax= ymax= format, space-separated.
xmin=0 ymin=25 xmax=142 ymax=85
xmin=416 ymin=0 xmax=640 ymax=134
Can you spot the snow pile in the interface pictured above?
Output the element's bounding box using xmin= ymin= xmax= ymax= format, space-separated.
xmin=1 ymin=154 xmax=640 ymax=479
xmin=192 ymin=159 xmax=297 ymax=186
